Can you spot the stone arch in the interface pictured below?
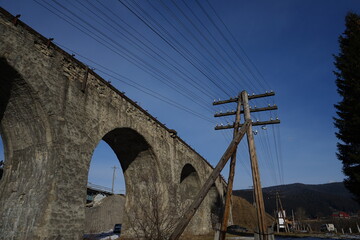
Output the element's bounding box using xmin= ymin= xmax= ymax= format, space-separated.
xmin=102 ymin=128 xmax=154 ymax=173
xmin=101 ymin=128 xmax=160 ymax=194
xmin=0 ymin=58 xmax=53 ymax=239
xmin=180 ymin=163 xmax=201 ymax=197
xmin=85 ymin=127 xmax=162 ymax=237
xmin=180 ymin=163 xmax=200 ymax=193
xmin=179 ymin=163 xmax=203 ymax=233
xmin=178 ymin=164 xmax=224 ymax=234
xmin=84 ymin=140 xmax=125 ymax=234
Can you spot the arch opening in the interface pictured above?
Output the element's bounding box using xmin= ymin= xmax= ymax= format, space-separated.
xmin=84 ymin=127 xmax=160 ymax=238
xmin=0 ymin=58 xmax=14 ymax=122
xmin=0 ymin=57 xmax=16 ymax=182
xmin=180 ymin=163 xmax=201 ymax=196
xmin=179 ymin=164 xmax=202 ymax=233
xmin=84 ymin=140 xmax=126 ymax=235
xmin=88 ymin=140 xmax=125 ymax=195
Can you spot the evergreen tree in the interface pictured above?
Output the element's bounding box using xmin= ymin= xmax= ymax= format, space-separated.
xmin=334 ymin=12 xmax=360 ymax=203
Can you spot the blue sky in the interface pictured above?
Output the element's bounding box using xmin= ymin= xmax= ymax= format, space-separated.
xmin=1 ymin=0 xmax=359 ymax=193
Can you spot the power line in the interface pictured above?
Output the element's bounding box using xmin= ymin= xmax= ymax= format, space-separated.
xmin=179 ymin=0 xmax=257 ymax=92
xmin=203 ymin=0 xmax=271 ymax=92
xmin=35 ymin=0 xmax=217 ymax=114
xmin=155 ymin=0 xmax=239 ymax=92
xmin=77 ymin=0 xmax=218 ymax=102
xmin=118 ymin=0 xmax=231 ymax=96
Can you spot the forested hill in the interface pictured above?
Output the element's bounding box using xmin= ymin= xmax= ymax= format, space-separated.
xmin=233 ymin=182 xmax=359 ymax=218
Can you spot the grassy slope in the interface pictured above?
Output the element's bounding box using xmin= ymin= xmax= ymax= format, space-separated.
xmin=231 ymin=195 xmax=274 ymax=231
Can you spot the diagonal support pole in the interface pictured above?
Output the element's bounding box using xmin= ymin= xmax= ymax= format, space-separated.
xmin=169 ymin=120 xmax=252 ymax=240
xmin=218 ymin=94 xmax=242 ymax=240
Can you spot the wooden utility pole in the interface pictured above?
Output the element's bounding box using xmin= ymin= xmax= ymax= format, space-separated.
xmin=242 ymin=91 xmax=268 ymax=240
xmin=213 ymin=90 xmax=280 ymax=240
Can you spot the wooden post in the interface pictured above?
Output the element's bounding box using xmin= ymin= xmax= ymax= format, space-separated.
xmin=169 ymin=120 xmax=251 ymax=240
xmin=218 ymin=94 xmax=242 ymax=240
xmin=241 ymin=91 xmax=268 ymax=240
xmin=292 ymin=209 xmax=295 ymax=232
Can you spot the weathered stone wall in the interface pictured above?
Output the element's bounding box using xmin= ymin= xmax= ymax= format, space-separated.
xmin=84 ymin=195 xmax=125 ymax=233
xmin=0 ymin=8 xmax=226 ymax=240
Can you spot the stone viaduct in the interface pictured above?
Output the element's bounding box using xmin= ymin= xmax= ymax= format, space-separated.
xmin=0 ymin=8 xmax=227 ymax=240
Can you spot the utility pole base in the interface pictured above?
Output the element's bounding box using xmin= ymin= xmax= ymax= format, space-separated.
xmin=254 ymin=228 xmax=275 ymax=240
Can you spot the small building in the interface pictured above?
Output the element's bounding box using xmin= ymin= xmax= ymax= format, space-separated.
xmin=332 ymin=211 xmax=350 ymax=219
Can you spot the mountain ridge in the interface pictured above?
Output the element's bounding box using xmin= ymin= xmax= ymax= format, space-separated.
xmin=233 ymin=182 xmax=359 ymax=218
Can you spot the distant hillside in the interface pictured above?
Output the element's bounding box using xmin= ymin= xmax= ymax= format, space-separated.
xmin=233 ymin=182 xmax=359 ymax=218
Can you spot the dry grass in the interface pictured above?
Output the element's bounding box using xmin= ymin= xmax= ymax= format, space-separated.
xmin=118 ymin=234 xmax=215 ymax=240
xmin=116 ymin=195 xmax=272 ymax=240
xmin=179 ymin=233 xmax=214 ymax=240
xmin=118 ymin=232 xmax=248 ymax=240
xmin=231 ymin=195 xmax=274 ymax=231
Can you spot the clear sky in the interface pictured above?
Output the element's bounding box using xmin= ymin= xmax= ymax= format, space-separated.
xmin=1 ymin=0 xmax=359 ymax=193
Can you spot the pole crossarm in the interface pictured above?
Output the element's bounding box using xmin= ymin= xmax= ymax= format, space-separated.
xmin=215 ymin=119 xmax=280 ymax=130
xmin=213 ymin=92 xmax=275 ymax=105
xmin=214 ymin=105 xmax=278 ymax=117
xmin=169 ymin=119 xmax=252 ymax=240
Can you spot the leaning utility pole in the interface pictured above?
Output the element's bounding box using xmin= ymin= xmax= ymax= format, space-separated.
xmin=213 ymin=90 xmax=279 ymax=240
xmin=217 ymin=93 xmax=242 ymax=240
